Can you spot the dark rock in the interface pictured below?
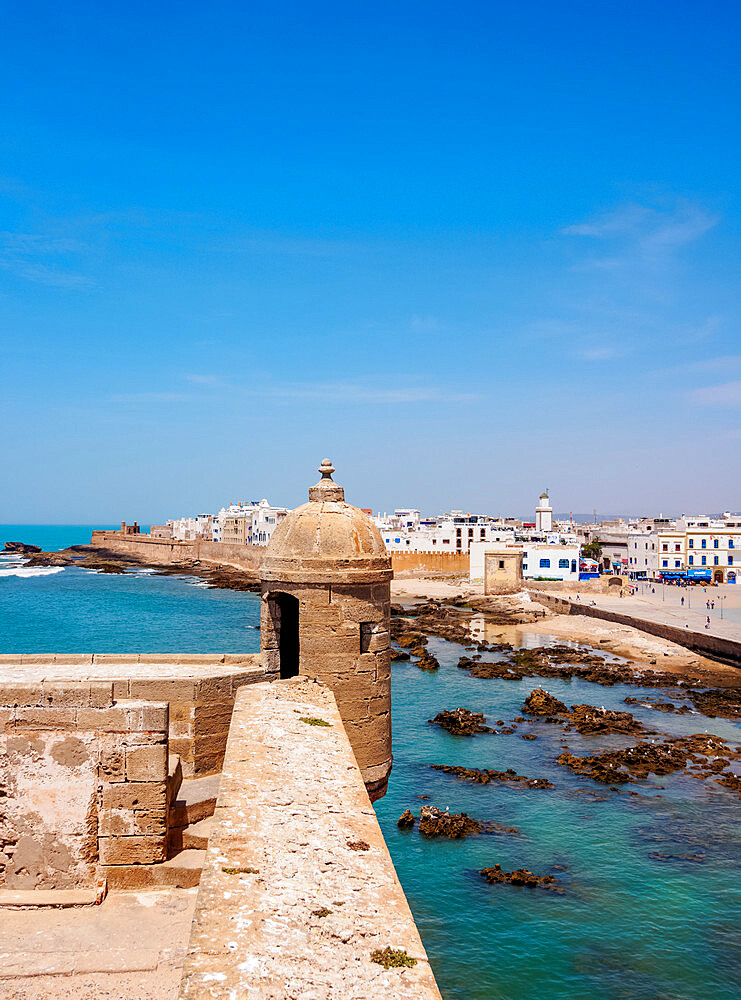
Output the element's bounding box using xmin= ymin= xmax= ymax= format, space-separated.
xmin=397 ymin=809 xmax=415 ymax=829
xmin=428 ymin=708 xmax=493 ymax=736
xmin=689 ymin=687 xmax=741 ymax=721
xmin=3 ymin=541 xmax=41 ymax=553
xmin=625 ymin=696 xmax=691 ymax=714
xmin=479 ymin=864 xmax=562 ymax=892
xmin=557 ymin=733 xmax=737 ymax=785
xmin=431 ymin=764 xmax=553 ymax=789
xmin=523 ymin=689 xmax=568 ymax=715
xmin=419 ymin=806 xmax=481 ymax=839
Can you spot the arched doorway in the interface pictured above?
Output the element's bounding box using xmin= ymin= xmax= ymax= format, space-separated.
xmin=273 ymin=592 xmax=299 ymax=678
xmin=714 ymin=570 xmax=724 ymax=583
xmin=728 ymin=571 xmax=737 ymax=585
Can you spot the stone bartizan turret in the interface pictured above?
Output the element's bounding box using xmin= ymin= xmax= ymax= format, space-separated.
xmin=259 ymin=460 xmax=393 ymax=800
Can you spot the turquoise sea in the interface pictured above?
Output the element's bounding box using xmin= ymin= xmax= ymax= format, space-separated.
xmin=1 ymin=526 xmax=739 ymax=999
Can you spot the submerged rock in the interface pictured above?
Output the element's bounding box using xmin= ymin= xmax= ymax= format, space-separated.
xmin=625 ymin=696 xmax=691 ymax=714
xmin=429 ymin=708 xmax=493 ymax=736
xmin=431 ymin=764 xmax=553 ymax=789
xmin=522 ymin=689 xmax=644 ymax=735
xmin=689 ymin=687 xmax=741 ymax=721
xmin=479 ymin=864 xmax=562 ymax=892
xmin=557 ymin=733 xmax=737 ymax=785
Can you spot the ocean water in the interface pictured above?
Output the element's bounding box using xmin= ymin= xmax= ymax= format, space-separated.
xmin=1 ymin=526 xmax=739 ymax=999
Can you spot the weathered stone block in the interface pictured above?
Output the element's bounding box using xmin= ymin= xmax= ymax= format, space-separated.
xmin=101 ymin=782 xmax=166 ymax=814
xmin=0 ymin=683 xmax=43 ymax=708
xmin=194 ymin=676 xmax=232 ymax=701
xmin=169 ymin=737 xmax=195 ymax=763
xmin=98 ymin=834 xmax=166 ymax=865
xmin=14 ymin=707 xmax=77 ymax=730
xmin=76 ymin=707 xmax=130 ymax=732
xmin=125 ymin=744 xmax=168 ymax=781
xmin=192 ymin=703 xmax=233 ymax=739
xmin=97 ymin=738 xmax=126 ymax=782
xmin=99 ymin=806 xmax=166 ymax=837
xmin=129 ymin=678 xmax=196 ymax=703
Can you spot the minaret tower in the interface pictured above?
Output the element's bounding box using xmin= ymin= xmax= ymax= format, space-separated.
xmin=535 ymin=490 xmax=553 ymax=533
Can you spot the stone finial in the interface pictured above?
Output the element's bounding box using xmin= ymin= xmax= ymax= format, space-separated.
xmin=309 ymin=458 xmax=345 ymax=502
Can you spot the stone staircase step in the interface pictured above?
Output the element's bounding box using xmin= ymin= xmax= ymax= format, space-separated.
xmin=104 ymin=849 xmax=206 ymax=890
xmin=169 ymin=773 xmax=220 ymax=828
xmin=0 ymin=880 xmax=107 ymax=909
xmin=169 ymin=816 xmax=212 ymax=853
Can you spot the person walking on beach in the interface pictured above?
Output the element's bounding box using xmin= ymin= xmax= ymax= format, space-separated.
xmin=705 ymin=616 xmax=711 ymax=629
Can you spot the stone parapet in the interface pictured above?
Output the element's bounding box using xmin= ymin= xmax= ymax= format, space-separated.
xmin=0 ymin=655 xmax=266 ymax=777
xmin=178 ymin=679 xmax=441 ymax=1000
xmin=0 ymin=687 xmax=169 ymax=889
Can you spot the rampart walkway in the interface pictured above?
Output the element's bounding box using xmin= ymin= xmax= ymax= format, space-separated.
xmin=178 ymin=679 xmax=441 ymax=1000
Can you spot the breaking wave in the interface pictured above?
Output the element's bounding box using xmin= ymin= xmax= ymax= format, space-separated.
xmin=0 ymin=565 xmax=66 ymax=578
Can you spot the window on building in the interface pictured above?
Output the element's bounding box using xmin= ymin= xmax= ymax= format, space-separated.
xmin=480 ymin=529 xmax=485 ymax=539
xmin=675 ymin=560 xmax=681 ymax=568
xmin=714 ymin=556 xmax=719 ymax=565
xmin=675 ymin=544 xmax=681 ymax=552
xmin=443 ymin=539 xmax=450 ymax=544
xmin=394 ymin=538 xmax=401 ymax=544
xmin=662 ymin=544 xmax=668 ymax=551
xmin=558 ymin=558 xmax=569 ymax=568
xmin=539 ymin=558 xmax=551 ymax=568
xmin=662 ymin=560 xmax=668 ymax=568
xmin=730 ymin=540 xmax=735 ymax=549
xmin=730 ymin=555 xmax=734 ymax=565
xmin=689 ymin=555 xmax=694 ymax=565
xmin=714 ymin=539 xmax=719 ymax=548
xmin=702 ymin=555 xmax=707 ymax=566
xmin=689 ymin=539 xmax=694 ymax=548
xmin=701 ymin=539 xmax=707 ymax=549
xmin=498 ymin=560 xmax=504 ymax=569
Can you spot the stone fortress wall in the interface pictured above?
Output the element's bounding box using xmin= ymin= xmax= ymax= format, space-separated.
xmin=2 ymin=463 xmax=443 ymax=996
xmin=90 ymin=530 xmax=469 ymax=578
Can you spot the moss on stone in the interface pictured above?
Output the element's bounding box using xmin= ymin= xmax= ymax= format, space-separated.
xmin=370 ymin=946 xmax=417 ymax=969
xmin=300 ymin=716 xmax=331 ymax=727
xmin=312 ymin=907 xmax=332 ymax=918
xmin=222 ymin=865 xmax=259 ymax=874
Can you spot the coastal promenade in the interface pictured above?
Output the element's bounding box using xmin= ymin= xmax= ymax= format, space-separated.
xmin=532 ymin=586 xmax=741 ymax=668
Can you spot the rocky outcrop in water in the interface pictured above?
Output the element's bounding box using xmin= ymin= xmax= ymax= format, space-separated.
xmin=522 ymin=688 xmax=645 ymax=735
xmin=397 ymin=809 xmax=415 ymax=829
xmin=479 ymin=864 xmax=562 ymax=892
xmin=688 ymin=687 xmax=741 ymax=720
xmin=522 ymin=689 xmax=568 ymax=715
xmin=428 ymin=708 xmax=493 ymax=736
xmin=3 ymin=542 xmax=41 ymax=553
xmin=419 ymin=806 xmax=482 ymax=839
xmin=624 ymin=696 xmax=691 ymax=714
xmin=431 ymin=764 xmax=553 ymax=789
xmin=557 ymin=733 xmax=738 ymax=786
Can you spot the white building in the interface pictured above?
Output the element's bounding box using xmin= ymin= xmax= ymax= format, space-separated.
xmin=169 ymin=514 xmax=213 ymax=541
xmin=470 ymin=541 xmax=579 ymax=584
xmin=378 ymin=515 xmax=513 ymax=554
xmin=213 ymin=500 xmax=289 ymax=547
xmin=628 ymin=515 xmax=741 ymax=583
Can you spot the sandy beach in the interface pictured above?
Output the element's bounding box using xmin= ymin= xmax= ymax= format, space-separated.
xmin=391 ymin=575 xmax=738 ymax=685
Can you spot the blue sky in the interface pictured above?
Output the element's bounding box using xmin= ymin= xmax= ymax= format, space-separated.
xmin=1 ymin=1 xmax=740 ymax=522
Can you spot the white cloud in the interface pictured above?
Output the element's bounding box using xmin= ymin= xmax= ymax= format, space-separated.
xmin=562 ymin=199 xmax=719 ymax=271
xmin=689 ymin=380 xmax=741 ymax=407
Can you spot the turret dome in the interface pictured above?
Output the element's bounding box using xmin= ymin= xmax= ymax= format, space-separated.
xmin=260 ymin=460 xmax=392 ymax=585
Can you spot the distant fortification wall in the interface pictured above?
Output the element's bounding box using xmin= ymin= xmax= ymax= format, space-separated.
xmin=91 ymin=531 xmax=470 ymax=579
xmin=390 ymin=550 xmax=469 ymax=577
xmin=90 ymin=532 xmax=263 ymax=576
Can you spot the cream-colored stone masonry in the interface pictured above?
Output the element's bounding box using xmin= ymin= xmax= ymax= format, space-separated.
xmin=179 ymin=679 xmax=442 ymax=1000
xmin=0 ymin=654 xmax=264 ymax=778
